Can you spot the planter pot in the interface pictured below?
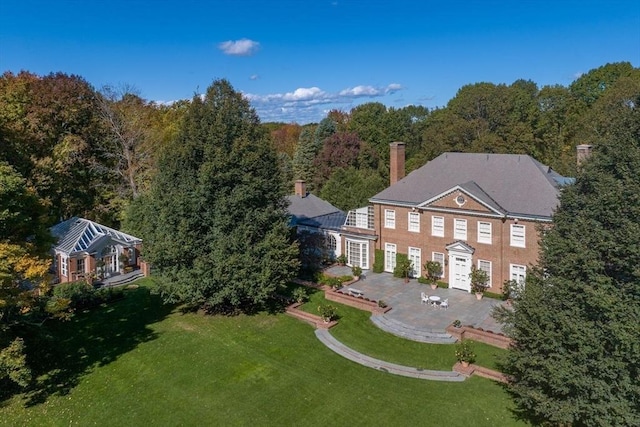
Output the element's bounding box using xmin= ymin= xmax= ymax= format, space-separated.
xmin=475 ymin=292 xmax=483 ymax=300
xmin=430 ymin=284 xmax=438 ymax=290
xmin=353 ymin=276 xmax=359 ymax=281
xmin=461 ymin=361 xmax=470 ymax=368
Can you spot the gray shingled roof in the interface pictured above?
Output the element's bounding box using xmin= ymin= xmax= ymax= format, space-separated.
xmin=286 ymin=193 xmax=346 ymax=231
xmin=371 ymin=153 xmax=572 ymax=218
xmin=50 ymin=217 xmax=142 ymax=255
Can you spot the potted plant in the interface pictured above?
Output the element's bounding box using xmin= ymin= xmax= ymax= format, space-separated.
xmin=423 ymin=260 xmax=443 ymax=290
xmin=377 ymin=299 xmax=387 ymax=308
xmin=469 ymin=265 xmax=489 ymax=300
xmin=502 ymin=279 xmax=521 ymax=305
xmin=317 ymin=304 xmax=337 ymax=323
xmin=452 ymin=319 xmax=462 ymax=328
xmin=336 ymin=254 xmax=347 ymax=266
xmin=351 ymin=265 xmax=362 ymax=280
xmin=118 ymin=252 xmax=129 ymax=271
xmin=455 ymin=340 xmax=476 ymax=367
xmin=394 ymin=257 xmax=413 ymax=283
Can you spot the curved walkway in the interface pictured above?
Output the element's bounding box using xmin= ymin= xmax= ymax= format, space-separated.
xmin=315 ymin=329 xmax=465 ymax=382
xmin=370 ymin=314 xmax=457 ymax=344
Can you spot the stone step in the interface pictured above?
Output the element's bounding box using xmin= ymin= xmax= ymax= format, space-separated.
xmin=370 ymin=315 xmax=457 ymax=344
xmin=315 ymin=329 xmax=464 ymax=382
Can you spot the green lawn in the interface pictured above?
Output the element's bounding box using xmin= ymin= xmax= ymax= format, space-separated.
xmin=301 ymin=286 xmax=508 ymax=371
xmin=1 ymin=280 xmax=523 ymax=426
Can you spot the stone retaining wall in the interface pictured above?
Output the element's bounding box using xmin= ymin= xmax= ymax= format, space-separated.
xmin=325 ymin=289 xmax=392 ymax=315
xmin=453 ymin=362 xmax=509 ymax=384
xmin=446 ymin=324 xmax=512 ymax=349
xmin=285 ymin=302 xmax=337 ymax=329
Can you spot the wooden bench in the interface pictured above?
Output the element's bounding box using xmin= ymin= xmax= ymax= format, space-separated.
xmin=349 ymin=288 xmax=364 ymax=298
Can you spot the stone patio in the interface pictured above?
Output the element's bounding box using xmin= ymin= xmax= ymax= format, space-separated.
xmin=325 ymin=265 xmax=506 ymax=335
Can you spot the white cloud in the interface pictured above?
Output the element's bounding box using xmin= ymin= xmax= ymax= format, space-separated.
xmin=242 ymin=82 xmax=404 ymax=123
xmin=249 ymin=74 xmax=259 ymax=80
xmin=218 ymin=39 xmax=260 ymax=56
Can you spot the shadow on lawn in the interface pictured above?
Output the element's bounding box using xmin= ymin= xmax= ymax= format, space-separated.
xmin=5 ymin=285 xmax=175 ymax=407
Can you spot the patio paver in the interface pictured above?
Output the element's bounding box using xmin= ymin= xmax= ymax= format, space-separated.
xmin=326 ymin=265 xmax=506 ymax=337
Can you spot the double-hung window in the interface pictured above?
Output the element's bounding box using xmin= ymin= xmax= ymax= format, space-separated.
xmin=477 ymin=221 xmax=492 ymax=244
xmin=478 ymin=260 xmax=492 ymax=287
xmin=510 ymin=224 xmax=526 ymax=247
xmin=384 ymin=209 xmax=396 ymax=229
xmin=432 ymin=252 xmax=445 ymax=277
xmin=432 ymin=216 xmax=444 ymax=237
xmin=408 ymin=212 xmax=420 ymax=232
xmin=510 ymin=264 xmax=527 ymax=284
xmin=454 ymin=218 xmax=467 ymax=240
xmin=77 ymin=258 xmax=85 ymax=274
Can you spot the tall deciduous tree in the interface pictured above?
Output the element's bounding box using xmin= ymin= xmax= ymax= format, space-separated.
xmin=126 ymin=79 xmax=299 ymax=313
xmin=495 ymin=83 xmax=640 ymax=425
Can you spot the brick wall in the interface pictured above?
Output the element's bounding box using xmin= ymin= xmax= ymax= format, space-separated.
xmin=373 ymin=196 xmax=542 ymax=294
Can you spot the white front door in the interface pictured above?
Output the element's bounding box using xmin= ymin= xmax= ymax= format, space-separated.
xmin=449 ymin=254 xmax=471 ymax=291
xmin=408 ymin=247 xmax=421 ymax=278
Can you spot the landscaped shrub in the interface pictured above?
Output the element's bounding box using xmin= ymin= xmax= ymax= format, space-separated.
xmin=373 ymin=249 xmax=384 ymax=273
xmin=52 ymin=282 xmax=125 ymax=310
xmin=292 ymin=287 xmax=308 ymax=303
xmin=53 ymin=281 xmax=96 ymax=309
xmin=393 ymin=253 xmax=411 ymax=279
xmin=317 ymin=274 xmax=343 ymax=289
xmin=338 ymin=275 xmax=353 ymax=283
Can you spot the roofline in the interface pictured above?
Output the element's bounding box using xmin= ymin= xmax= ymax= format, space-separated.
xmin=416 ymin=184 xmax=505 ymax=215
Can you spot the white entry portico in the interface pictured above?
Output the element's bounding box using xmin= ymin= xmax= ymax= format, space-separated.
xmin=446 ymin=241 xmax=475 ymax=292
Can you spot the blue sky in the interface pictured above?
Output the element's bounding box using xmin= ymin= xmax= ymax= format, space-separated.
xmin=1 ymin=0 xmax=639 ymax=124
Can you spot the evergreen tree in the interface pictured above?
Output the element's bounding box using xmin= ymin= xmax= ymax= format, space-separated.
xmin=495 ymin=85 xmax=640 ymax=425
xmin=126 ymin=79 xmax=299 ymax=313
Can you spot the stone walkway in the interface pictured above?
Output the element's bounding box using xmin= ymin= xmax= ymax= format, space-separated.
xmin=315 ymin=329 xmax=465 ymax=382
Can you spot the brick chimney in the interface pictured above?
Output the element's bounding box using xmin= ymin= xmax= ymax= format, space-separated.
xmin=294 ymin=180 xmax=307 ymax=197
xmin=576 ymin=144 xmax=593 ymax=166
xmin=389 ymin=142 xmax=406 ymax=185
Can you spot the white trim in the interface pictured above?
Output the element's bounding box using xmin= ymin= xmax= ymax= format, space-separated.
xmin=408 ymin=211 xmax=420 ymax=232
xmin=432 ymin=252 xmax=445 ymax=278
xmin=478 ymin=259 xmax=492 ymax=287
xmin=60 ymin=254 xmax=68 ymax=277
xmin=432 ymin=216 xmax=444 ymax=237
xmin=454 ymin=218 xmax=467 ymax=240
xmin=346 ymin=238 xmax=369 ymax=269
xmin=384 ymin=209 xmax=396 ymax=229
xmin=408 ymin=247 xmax=421 ymax=278
xmin=415 ymin=185 xmax=505 ymax=216
xmin=510 ymin=224 xmax=526 ymax=248
xmin=384 ymin=243 xmax=397 ymax=273
xmin=510 ymin=263 xmax=527 ymax=285
xmin=477 ymin=221 xmax=492 ymax=244
xmin=448 ymin=251 xmax=471 ymax=292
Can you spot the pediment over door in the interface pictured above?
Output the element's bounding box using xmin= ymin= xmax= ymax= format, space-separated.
xmin=445 ymin=240 xmax=475 ymax=254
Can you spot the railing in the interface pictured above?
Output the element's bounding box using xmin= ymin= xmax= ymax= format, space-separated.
xmin=344 ymin=206 xmax=375 ymax=229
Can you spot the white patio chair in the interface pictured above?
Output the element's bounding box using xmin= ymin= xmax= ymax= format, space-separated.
xmin=421 ymin=292 xmax=429 ymax=304
xmin=440 ymin=298 xmax=449 ymax=310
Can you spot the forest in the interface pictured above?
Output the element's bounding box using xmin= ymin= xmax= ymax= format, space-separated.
xmin=1 ymin=61 xmax=637 ymax=229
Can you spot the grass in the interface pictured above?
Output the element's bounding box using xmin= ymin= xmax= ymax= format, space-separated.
xmin=300 ymin=285 xmax=508 ymax=371
xmin=1 ymin=279 xmax=523 ymax=426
